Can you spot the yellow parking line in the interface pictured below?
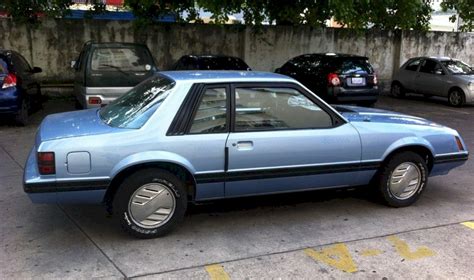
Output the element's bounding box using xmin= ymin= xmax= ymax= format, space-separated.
xmin=387 ymin=235 xmax=435 ymax=260
xmin=359 ymin=249 xmax=383 ymax=257
xmin=461 ymin=221 xmax=474 ymax=229
xmin=205 ymin=264 xmax=231 ymax=280
xmin=304 ymin=243 xmax=358 ymax=273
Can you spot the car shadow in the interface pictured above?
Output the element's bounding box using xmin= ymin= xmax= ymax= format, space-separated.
xmin=187 ymin=186 xmax=377 ymax=215
xmin=384 ymin=93 xmax=474 ymax=108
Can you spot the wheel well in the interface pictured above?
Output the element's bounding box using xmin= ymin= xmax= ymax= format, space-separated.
xmin=382 ymin=145 xmax=434 ymax=172
xmin=448 ymin=86 xmax=465 ymax=94
xmin=103 ymin=162 xmax=196 ymax=207
xmin=391 ymin=80 xmax=402 ymax=87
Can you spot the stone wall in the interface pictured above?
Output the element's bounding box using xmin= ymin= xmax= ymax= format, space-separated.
xmin=0 ymin=19 xmax=472 ymax=88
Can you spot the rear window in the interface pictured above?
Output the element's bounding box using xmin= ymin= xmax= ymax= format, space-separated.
xmin=199 ymin=57 xmax=249 ymax=70
xmin=99 ymin=75 xmax=175 ymax=129
xmin=336 ymin=58 xmax=374 ymax=75
xmin=91 ymin=46 xmax=154 ymax=72
xmin=0 ymin=58 xmax=8 ymax=74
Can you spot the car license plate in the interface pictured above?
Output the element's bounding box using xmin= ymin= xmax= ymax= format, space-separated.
xmin=351 ymin=77 xmax=364 ymax=84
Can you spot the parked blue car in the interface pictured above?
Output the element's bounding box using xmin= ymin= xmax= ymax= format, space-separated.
xmin=24 ymin=71 xmax=468 ymax=238
xmin=0 ymin=50 xmax=43 ymax=125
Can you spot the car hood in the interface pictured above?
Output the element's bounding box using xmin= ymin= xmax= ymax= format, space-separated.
xmin=454 ymin=74 xmax=474 ymax=83
xmin=333 ymin=105 xmax=443 ymax=127
xmin=37 ymin=109 xmax=126 ymax=143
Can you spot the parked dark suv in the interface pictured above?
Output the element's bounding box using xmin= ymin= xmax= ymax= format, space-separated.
xmin=172 ymin=55 xmax=251 ymax=71
xmin=276 ymin=53 xmax=379 ymax=106
xmin=72 ymin=42 xmax=158 ymax=108
xmin=0 ymin=50 xmax=42 ymax=125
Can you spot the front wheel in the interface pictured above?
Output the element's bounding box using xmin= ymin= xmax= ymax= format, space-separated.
xmin=114 ymin=169 xmax=187 ymax=238
xmin=375 ymin=152 xmax=428 ymax=207
xmin=448 ymin=89 xmax=465 ymax=107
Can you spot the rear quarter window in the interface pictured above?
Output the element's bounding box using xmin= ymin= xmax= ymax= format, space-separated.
xmin=91 ymin=46 xmax=154 ymax=72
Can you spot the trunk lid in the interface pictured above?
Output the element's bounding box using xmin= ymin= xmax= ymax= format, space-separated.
xmin=36 ymin=109 xmax=126 ymax=144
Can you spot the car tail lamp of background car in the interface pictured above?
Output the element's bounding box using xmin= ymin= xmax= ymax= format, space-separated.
xmin=455 ymin=136 xmax=465 ymax=151
xmin=328 ymin=73 xmax=341 ymax=87
xmin=373 ymin=74 xmax=378 ymax=85
xmin=1 ymin=73 xmax=17 ymax=89
xmin=37 ymin=152 xmax=55 ymax=175
xmin=88 ymin=97 xmax=102 ymax=105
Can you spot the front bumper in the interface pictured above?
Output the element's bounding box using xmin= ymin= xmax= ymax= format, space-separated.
xmin=430 ymin=152 xmax=469 ymax=176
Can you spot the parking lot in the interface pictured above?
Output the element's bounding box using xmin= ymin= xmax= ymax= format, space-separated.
xmin=0 ymin=94 xmax=473 ymax=279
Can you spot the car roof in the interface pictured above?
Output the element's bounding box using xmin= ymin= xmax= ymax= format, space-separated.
xmin=409 ymin=56 xmax=455 ymax=62
xmin=88 ymin=42 xmax=149 ymax=48
xmin=295 ymin=53 xmax=368 ymax=60
xmin=160 ymin=71 xmax=293 ymax=83
xmin=183 ymin=55 xmax=244 ymax=60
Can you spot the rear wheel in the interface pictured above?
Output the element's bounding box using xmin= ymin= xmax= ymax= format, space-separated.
xmin=375 ymin=152 xmax=428 ymax=207
xmin=391 ymin=82 xmax=405 ymax=98
xmin=448 ymin=89 xmax=465 ymax=107
xmin=113 ymin=169 xmax=187 ymax=238
xmin=15 ymin=98 xmax=29 ymax=126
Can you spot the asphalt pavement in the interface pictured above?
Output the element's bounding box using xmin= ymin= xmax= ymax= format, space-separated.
xmin=0 ymin=94 xmax=473 ymax=279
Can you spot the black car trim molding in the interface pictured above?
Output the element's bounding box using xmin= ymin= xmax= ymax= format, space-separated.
xmin=433 ymin=153 xmax=469 ymax=164
xmin=24 ymin=179 xmax=110 ymax=193
xmin=195 ymin=161 xmax=381 ymax=184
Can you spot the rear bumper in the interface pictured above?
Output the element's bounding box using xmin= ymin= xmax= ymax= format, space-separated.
xmin=0 ymin=87 xmax=20 ymax=113
xmin=23 ymin=147 xmax=109 ymax=204
xmin=328 ymin=87 xmax=380 ymax=103
xmin=79 ymin=86 xmax=133 ymax=108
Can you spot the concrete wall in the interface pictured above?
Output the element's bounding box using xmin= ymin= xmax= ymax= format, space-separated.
xmin=0 ymin=19 xmax=473 ymax=87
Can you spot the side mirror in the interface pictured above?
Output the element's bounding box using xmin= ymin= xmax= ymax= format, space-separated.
xmin=275 ymin=67 xmax=281 ymax=73
xmin=31 ymin=66 xmax=42 ymax=73
xmin=70 ymin=60 xmax=76 ymax=69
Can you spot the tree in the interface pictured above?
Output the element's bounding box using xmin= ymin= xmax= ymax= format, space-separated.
xmin=441 ymin=0 xmax=474 ymax=31
xmin=1 ymin=0 xmax=72 ymax=23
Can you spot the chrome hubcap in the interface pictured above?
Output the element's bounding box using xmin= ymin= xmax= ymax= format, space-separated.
xmin=388 ymin=162 xmax=421 ymax=200
xmin=450 ymin=91 xmax=461 ymax=105
xmin=128 ymin=183 xmax=176 ymax=228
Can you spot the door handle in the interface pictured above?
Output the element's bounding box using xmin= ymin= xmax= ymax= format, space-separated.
xmin=233 ymin=141 xmax=254 ymax=150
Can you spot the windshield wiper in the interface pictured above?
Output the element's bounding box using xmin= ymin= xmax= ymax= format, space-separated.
xmin=98 ymin=64 xmax=130 ymax=76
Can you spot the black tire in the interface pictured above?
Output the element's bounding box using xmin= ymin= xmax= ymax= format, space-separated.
xmin=15 ymin=98 xmax=29 ymax=126
xmin=391 ymin=82 xmax=405 ymax=98
xmin=448 ymin=89 xmax=465 ymax=107
xmin=113 ymin=168 xmax=187 ymax=238
xmin=375 ymin=152 xmax=428 ymax=207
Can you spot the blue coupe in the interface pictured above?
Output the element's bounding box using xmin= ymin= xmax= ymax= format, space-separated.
xmin=24 ymin=71 xmax=468 ymax=238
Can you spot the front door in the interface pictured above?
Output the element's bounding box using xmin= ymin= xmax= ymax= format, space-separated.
xmin=415 ymin=59 xmax=446 ymax=96
xmin=225 ymin=84 xmax=363 ymax=197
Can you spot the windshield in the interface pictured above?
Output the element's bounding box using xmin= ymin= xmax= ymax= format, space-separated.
xmin=441 ymin=60 xmax=472 ymax=75
xmin=91 ymin=46 xmax=154 ymax=72
xmin=99 ymin=75 xmax=175 ymax=128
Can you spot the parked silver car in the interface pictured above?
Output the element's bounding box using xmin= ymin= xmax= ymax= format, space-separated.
xmin=391 ymin=57 xmax=474 ymax=106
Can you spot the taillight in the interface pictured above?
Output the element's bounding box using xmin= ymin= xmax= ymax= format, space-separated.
xmin=37 ymin=152 xmax=55 ymax=175
xmin=88 ymin=97 xmax=102 ymax=105
xmin=328 ymin=73 xmax=341 ymax=87
xmin=2 ymin=73 xmax=17 ymax=89
xmin=455 ymin=136 xmax=465 ymax=151
xmin=373 ymin=74 xmax=378 ymax=85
